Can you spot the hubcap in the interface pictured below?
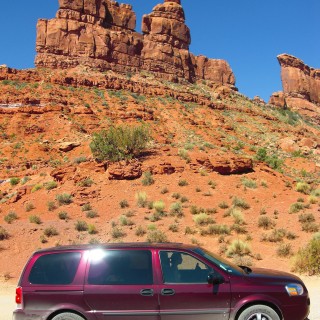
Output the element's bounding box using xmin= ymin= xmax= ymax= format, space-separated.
xmin=248 ymin=313 xmax=273 ymax=320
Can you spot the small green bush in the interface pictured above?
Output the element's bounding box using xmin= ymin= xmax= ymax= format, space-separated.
xmin=258 ymin=216 xmax=275 ymax=230
xmin=169 ymin=224 xmax=179 ymax=232
xmin=232 ymin=197 xmax=250 ymax=210
xmin=4 ymin=211 xmax=18 ymax=224
xmin=226 ymin=240 xmax=251 ymax=257
xmin=153 ymin=200 xmax=165 ymax=214
xmin=277 ymin=243 xmax=292 ymax=257
xmin=90 ymin=124 xmax=151 ymax=162
xmin=170 ymin=202 xmax=183 ymax=217
xmin=301 ymin=222 xmax=319 ymax=233
xmin=86 ymin=210 xmax=99 ymax=219
xmin=56 ymin=193 xmax=73 ymax=205
xmin=178 ymin=179 xmax=188 ymax=187
xmin=43 ymin=227 xmax=58 ymax=237
xmin=147 ymin=230 xmax=167 ymax=243
xmin=75 ymin=220 xmax=88 ymax=232
xmin=289 ymin=202 xmax=305 ymax=214
xmin=58 ymin=211 xmax=69 ymax=220
xmin=135 ymin=226 xmax=146 ymax=237
xmin=111 ymin=227 xmax=125 ymax=239
xmin=193 ymin=213 xmax=214 ymax=226
xmin=78 ymin=178 xmax=94 ymax=188
xmin=119 ymin=199 xmax=129 ymax=208
xmin=299 ymin=213 xmax=315 ymax=223
xmin=25 ymin=203 xmax=35 ymax=212
xmin=31 ymin=184 xmax=42 ymax=193
xmin=141 ymin=171 xmax=154 ymax=186
xmin=29 ymin=215 xmax=42 ymax=224
xmin=45 ymin=181 xmax=58 ymax=190
xmin=9 ymin=177 xmax=20 ymax=186
xmin=47 ymin=201 xmax=57 ymax=212
xmin=81 ymin=203 xmax=92 ymax=211
xmin=88 ymin=224 xmax=97 ymax=235
xmin=135 ymin=191 xmax=148 ymax=208
xmin=296 ymin=182 xmax=311 ymax=195
xmin=241 ymin=178 xmax=257 ymax=189
xmin=207 ymin=224 xmax=230 ymax=235
xmin=0 ymin=227 xmax=9 ymax=240
xmin=293 ymin=238 xmax=320 ymax=275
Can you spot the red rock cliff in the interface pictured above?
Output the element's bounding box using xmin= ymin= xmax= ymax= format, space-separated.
xmin=35 ymin=0 xmax=235 ymax=86
xmin=278 ymin=53 xmax=320 ymax=105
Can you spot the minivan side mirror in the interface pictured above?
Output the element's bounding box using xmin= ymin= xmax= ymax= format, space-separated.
xmin=207 ymin=273 xmax=225 ymax=285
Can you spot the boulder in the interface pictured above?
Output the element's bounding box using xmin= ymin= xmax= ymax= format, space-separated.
xmin=107 ymin=159 xmax=142 ymax=180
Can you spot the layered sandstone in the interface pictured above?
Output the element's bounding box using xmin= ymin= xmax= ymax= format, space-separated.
xmin=35 ymin=0 xmax=235 ymax=86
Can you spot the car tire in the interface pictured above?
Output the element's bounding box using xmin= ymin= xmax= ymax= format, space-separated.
xmin=238 ymin=305 xmax=280 ymax=320
xmin=51 ymin=313 xmax=85 ymax=320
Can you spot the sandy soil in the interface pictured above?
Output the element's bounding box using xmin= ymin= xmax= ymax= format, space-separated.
xmin=1 ymin=276 xmax=319 ymax=320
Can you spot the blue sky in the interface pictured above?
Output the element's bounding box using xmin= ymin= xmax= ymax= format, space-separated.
xmin=0 ymin=0 xmax=318 ymax=101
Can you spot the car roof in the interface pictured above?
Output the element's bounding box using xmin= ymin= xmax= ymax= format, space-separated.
xmin=33 ymin=242 xmax=199 ymax=254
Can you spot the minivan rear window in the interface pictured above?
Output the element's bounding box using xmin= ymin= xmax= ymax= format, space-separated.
xmin=29 ymin=252 xmax=81 ymax=285
xmin=87 ymin=249 xmax=153 ymax=285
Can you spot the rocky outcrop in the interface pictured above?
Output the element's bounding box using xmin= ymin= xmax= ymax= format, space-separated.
xmin=277 ymin=54 xmax=320 ymax=105
xmin=35 ymin=0 xmax=235 ymax=86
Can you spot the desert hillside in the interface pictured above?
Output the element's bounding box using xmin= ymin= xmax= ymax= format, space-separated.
xmin=0 ymin=0 xmax=320 ymax=281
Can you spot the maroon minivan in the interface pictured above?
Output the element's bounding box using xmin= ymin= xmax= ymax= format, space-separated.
xmin=13 ymin=243 xmax=310 ymax=320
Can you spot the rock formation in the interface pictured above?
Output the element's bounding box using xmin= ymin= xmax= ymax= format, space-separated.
xmin=269 ymin=54 xmax=320 ymax=111
xmin=35 ymin=0 xmax=235 ymax=86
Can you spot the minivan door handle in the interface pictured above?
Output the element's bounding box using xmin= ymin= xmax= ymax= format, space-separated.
xmin=140 ymin=289 xmax=154 ymax=296
xmin=161 ymin=288 xmax=175 ymax=296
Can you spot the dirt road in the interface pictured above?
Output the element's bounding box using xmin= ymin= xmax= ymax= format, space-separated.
xmin=1 ymin=276 xmax=319 ymax=320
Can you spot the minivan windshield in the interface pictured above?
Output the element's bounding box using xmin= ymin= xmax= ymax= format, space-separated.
xmin=192 ymin=248 xmax=245 ymax=275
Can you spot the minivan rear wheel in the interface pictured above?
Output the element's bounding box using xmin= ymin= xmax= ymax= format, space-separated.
xmin=238 ymin=305 xmax=280 ymax=320
xmin=51 ymin=312 xmax=85 ymax=320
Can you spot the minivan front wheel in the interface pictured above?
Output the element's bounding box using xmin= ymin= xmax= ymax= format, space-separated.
xmin=51 ymin=312 xmax=85 ymax=320
xmin=238 ymin=305 xmax=280 ymax=320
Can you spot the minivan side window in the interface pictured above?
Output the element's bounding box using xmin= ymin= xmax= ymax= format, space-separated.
xmin=87 ymin=250 xmax=153 ymax=285
xmin=160 ymin=251 xmax=213 ymax=283
xmin=29 ymin=252 xmax=81 ymax=285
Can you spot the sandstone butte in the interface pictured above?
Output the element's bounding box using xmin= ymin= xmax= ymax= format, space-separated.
xmin=269 ymin=54 xmax=320 ymax=119
xmin=35 ymin=0 xmax=236 ymax=86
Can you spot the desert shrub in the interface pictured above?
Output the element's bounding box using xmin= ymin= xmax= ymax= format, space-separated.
xmin=207 ymin=224 xmax=230 ymax=235
xmin=180 ymin=196 xmax=189 ymax=203
xmin=232 ymin=255 xmax=253 ymax=267
xmin=0 ymin=227 xmax=9 ymax=240
xmin=56 ymin=193 xmax=73 ymax=205
xmin=119 ymin=199 xmax=129 ymax=208
xmin=31 ymin=184 xmax=42 ymax=193
xmin=161 ymin=187 xmax=169 ymax=194
xmin=47 ymin=201 xmax=57 ymax=212
xmin=277 ymin=243 xmax=292 ymax=257
xmin=45 ymin=181 xmax=58 ymax=190
xmin=208 ymin=180 xmax=217 ymax=189
xmin=219 ymin=201 xmax=229 ymax=209
xmin=185 ymin=226 xmax=196 ymax=235
xmin=4 ymin=211 xmax=18 ymax=224
xmin=258 ymin=216 xmax=275 ymax=230
xmin=232 ymin=197 xmax=250 ymax=210
xmin=231 ymin=224 xmax=248 ymax=234
xmin=286 ymin=231 xmax=297 ymax=240
xmin=21 ymin=176 xmax=31 ymax=185
xmin=299 ymin=213 xmax=315 ymax=223
xmin=296 ymin=182 xmax=311 ymax=195
xmin=153 ymin=200 xmax=165 ymax=214
xmin=58 ymin=211 xmax=69 ymax=220
xmin=43 ymin=227 xmax=58 ymax=237
xmin=193 ymin=213 xmax=214 ymax=226
xmin=178 ymin=149 xmax=191 ymax=162
xmin=169 ymin=224 xmax=179 ymax=232
xmin=308 ymin=195 xmax=318 ymax=204
xmin=86 ymin=210 xmax=98 ymax=219
xmin=141 ymin=171 xmax=154 ymax=186
xmin=241 ymin=177 xmax=257 ymax=189
xmin=261 ymin=228 xmax=286 ymax=242
xmin=135 ymin=191 xmax=148 ymax=208
xmin=75 ymin=220 xmax=88 ymax=232
xmin=231 ymin=209 xmax=245 ymax=225
xmin=73 ymin=156 xmax=87 ymax=164
xmin=301 ymin=222 xmax=319 ymax=233
xmin=226 ymin=240 xmax=251 ymax=257
xmin=178 ymin=179 xmax=188 ymax=186
xmin=29 ymin=215 xmax=42 ymax=224
xmin=78 ymin=178 xmax=94 ymax=188
xmin=293 ymin=238 xmax=320 ymax=275
xmin=25 ymin=203 xmax=35 ymax=212
xmin=289 ymin=202 xmax=305 ymax=214
xmin=172 ymin=193 xmax=181 ymax=199
xmin=170 ymin=202 xmax=183 ymax=217
xmin=147 ymin=230 xmax=167 ymax=243
xmin=190 ymin=205 xmax=201 ymax=215
xmin=255 ymin=148 xmax=283 ymax=170
xmin=88 ymin=224 xmax=97 ymax=235
xmin=9 ymin=177 xmax=20 ymax=186
xmin=90 ymin=124 xmax=151 ymax=162
xmin=135 ymin=226 xmax=146 ymax=237
xmin=119 ymin=215 xmax=134 ymax=226
xmin=111 ymin=227 xmax=125 ymax=239
xmin=81 ymin=203 xmax=92 ymax=211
